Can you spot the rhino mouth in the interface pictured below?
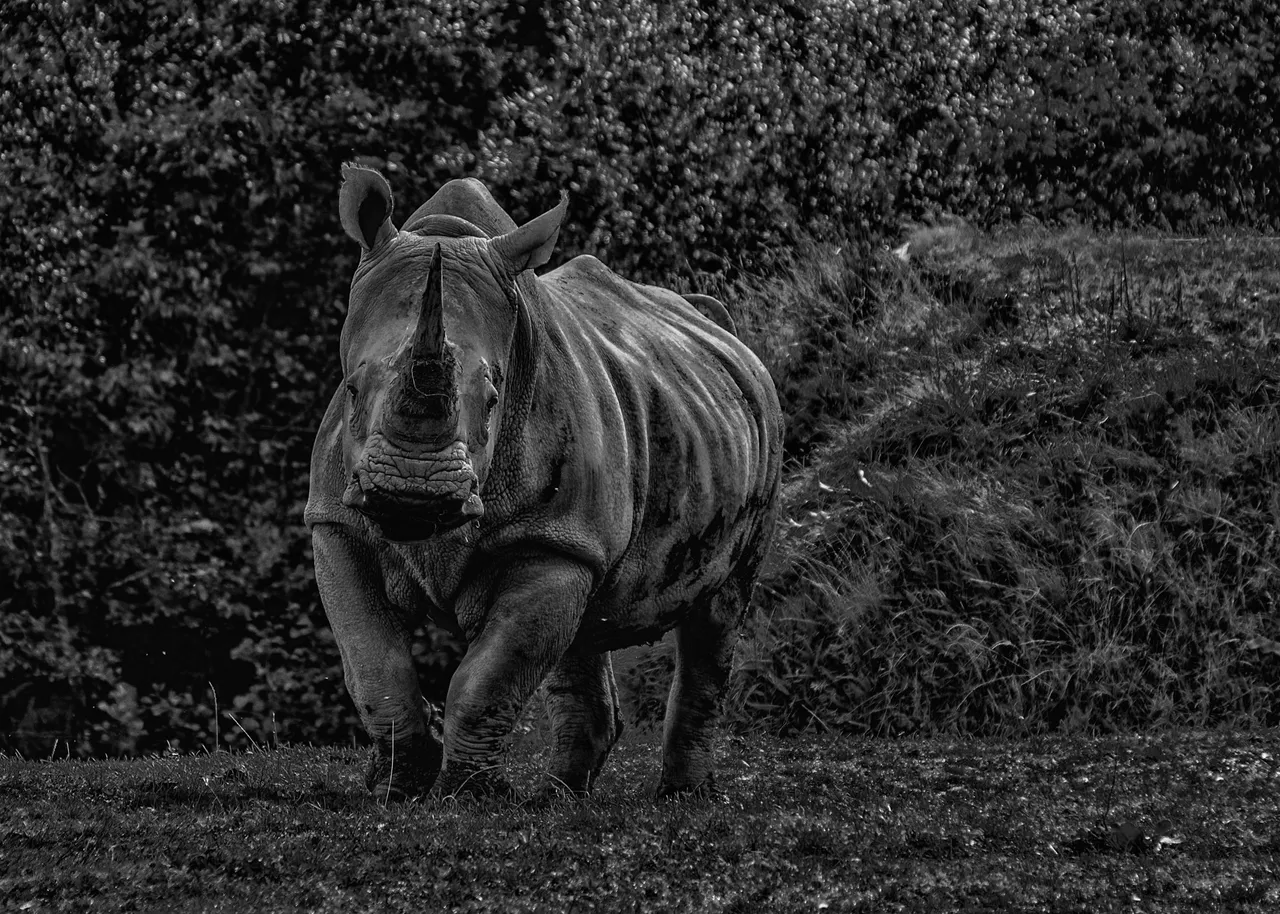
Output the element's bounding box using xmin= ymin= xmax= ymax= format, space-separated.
xmin=364 ymin=508 xmax=475 ymax=543
xmin=344 ymin=439 xmax=484 ymax=542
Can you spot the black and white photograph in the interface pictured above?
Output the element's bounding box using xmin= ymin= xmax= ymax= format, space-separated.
xmin=2 ymin=1 xmax=1278 ymax=910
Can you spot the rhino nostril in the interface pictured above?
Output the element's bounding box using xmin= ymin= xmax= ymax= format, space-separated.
xmin=342 ymin=475 xmax=367 ymax=508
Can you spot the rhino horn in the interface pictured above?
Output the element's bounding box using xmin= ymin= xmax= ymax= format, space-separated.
xmin=410 ymin=244 xmax=447 ymax=362
xmin=393 ymin=244 xmax=457 ymax=431
xmin=491 ymin=193 xmax=569 ymax=277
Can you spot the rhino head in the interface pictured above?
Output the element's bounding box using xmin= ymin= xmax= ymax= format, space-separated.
xmin=335 ymin=165 xmax=565 ymax=542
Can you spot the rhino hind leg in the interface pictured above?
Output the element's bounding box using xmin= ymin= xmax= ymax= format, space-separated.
xmin=657 ymin=588 xmax=742 ymax=798
xmin=541 ymin=651 xmax=625 ymax=795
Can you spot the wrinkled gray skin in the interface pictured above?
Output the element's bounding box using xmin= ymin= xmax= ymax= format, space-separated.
xmin=306 ymin=166 xmax=783 ymax=801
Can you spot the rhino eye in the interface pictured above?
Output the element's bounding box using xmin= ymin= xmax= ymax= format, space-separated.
xmin=484 ymin=379 xmax=499 ymax=415
xmin=346 ymin=382 xmax=366 ymax=417
xmin=344 ymin=382 xmax=367 ymax=435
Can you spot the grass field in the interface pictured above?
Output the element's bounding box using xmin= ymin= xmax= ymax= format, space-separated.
xmin=2 ymin=727 xmax=1278 ymax=912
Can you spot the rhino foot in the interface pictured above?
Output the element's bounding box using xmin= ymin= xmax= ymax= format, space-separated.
xmin=655 ymin=771 xmax=717 ymax=802
xmin=434 ymin=764 xmax=516 ymax=801
xmin=364 ymin=733 xmax=444 ymax=802
xmin=527 ymin=777 xmax=593 ymax=807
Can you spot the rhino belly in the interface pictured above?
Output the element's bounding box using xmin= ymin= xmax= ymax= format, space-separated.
xmin=570 ymin=496 xmax=770 ymax=653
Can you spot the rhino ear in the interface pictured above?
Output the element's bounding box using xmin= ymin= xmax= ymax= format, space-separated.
xmin=491 ymin=193 xmax=568 ymax=276
xmin=339 ymin=164 xmax=396 ymax=252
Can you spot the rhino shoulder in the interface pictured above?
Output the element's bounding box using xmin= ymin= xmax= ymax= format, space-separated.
xmin=543 ymin=254 xmax=616 ymax=286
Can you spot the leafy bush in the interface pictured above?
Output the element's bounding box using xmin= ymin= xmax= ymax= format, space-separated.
xmin=515 ymin=0 xmax=1279 ymax=278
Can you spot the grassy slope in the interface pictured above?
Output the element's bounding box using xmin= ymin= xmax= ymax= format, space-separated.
xmin=702 ymin=226 xmax=1280 ymax=737
xmin=2 ymin=729 xmax=1278 ymax=913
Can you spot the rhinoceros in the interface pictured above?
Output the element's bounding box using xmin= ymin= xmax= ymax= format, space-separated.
xmin=305 ymin=165 xmax=782 ymax=800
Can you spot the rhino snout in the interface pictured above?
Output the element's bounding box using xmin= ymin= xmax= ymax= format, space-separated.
xmin=344 ymin=438 xmax=485 ymax=522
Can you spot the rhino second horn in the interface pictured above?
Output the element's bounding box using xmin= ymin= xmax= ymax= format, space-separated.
xmin=411 ymin=243 xmax=447 ymax=361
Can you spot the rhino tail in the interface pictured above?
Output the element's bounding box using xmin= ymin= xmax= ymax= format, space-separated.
xmin=683 ymin=293 xmax=737 ymax=336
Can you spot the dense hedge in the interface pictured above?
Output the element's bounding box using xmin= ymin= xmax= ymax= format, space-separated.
xmin=2 ymin=0 xmax=1277 ymax=755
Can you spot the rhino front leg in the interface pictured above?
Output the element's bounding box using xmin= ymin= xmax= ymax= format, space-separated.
xmin=541 ymin=651 xmax=625 ymax=795
xmin=437 ymin=554 xmax=593 ymax=798
xmin=658 ymin=588 xmax=743 ymax=798
xmin=312 ymin=523 xmax=442 ymax=800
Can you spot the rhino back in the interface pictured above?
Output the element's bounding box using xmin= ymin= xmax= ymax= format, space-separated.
xmin=483 ymin=255 xmax=782 ymax=647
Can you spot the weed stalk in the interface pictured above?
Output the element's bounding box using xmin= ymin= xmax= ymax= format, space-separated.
xmin=210 ymin=682 xmax=219 ymax=753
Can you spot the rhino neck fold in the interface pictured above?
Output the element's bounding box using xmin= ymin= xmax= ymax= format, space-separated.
xmin=489 ymin=275 xmax=542 ymax=464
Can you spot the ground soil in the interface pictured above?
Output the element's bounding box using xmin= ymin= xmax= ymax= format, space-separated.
xmin=2 ymin=728 xmax=1277 ymax=912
